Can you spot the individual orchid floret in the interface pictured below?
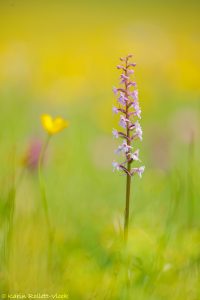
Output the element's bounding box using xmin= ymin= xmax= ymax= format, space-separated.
xmin=119 ymin=115 xmax=131 ymax=129
xmin=116 ymin=140 xmax=132 ymax=154
xmin=128 ymin=81 xmax=137 ymax=87
xmin=112 ymin=129 xmax=119 ymax=139
xmin=118 ymin=92 xmax=128 ymax=105
xmin=135 ymin=121 xmax=143 ymax=140
xmin=112 ymin=161 xmax=121 ymax=172
xmin=122 ymin=141 xmax=132 ymax=153
xmin=113 ymin=87 xmax=118 ymax=95
xmin=112 ymin=106 xmax=119 ymax=114
xmin=119 ymin=115 xmax=127 ymax=129
xmin=127 ymin=69 xmax=134 ymax=75
xmin=117 ymin=65 xmax=126 ymax=70
xmin=134 ymin=104 xmax=141 ymax=119
xmin=130 ymin=100 xmax=141 ymax=119
xmin=132 ymin=90 xmax=138 ymax=101
xmin=120 ymin=74 xmax=129 ymax=83
xmin=128 ymin=149 xmax=140 ymax=161
xmin=131 ymin=166 xmax=145 ymax=178
xmin=130 ymin=99 xmax=138 ymax=109
xmin=128 ymin=62 xmax=137 ymax=67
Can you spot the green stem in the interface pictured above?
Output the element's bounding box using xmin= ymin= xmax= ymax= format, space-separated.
xmin=124 ymin=58 xmax=132 ymax=243
xmin=124 ymin=167 xmax=131 ymax=242
xmin=38 ymin=135 xmax=53 ymax=267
